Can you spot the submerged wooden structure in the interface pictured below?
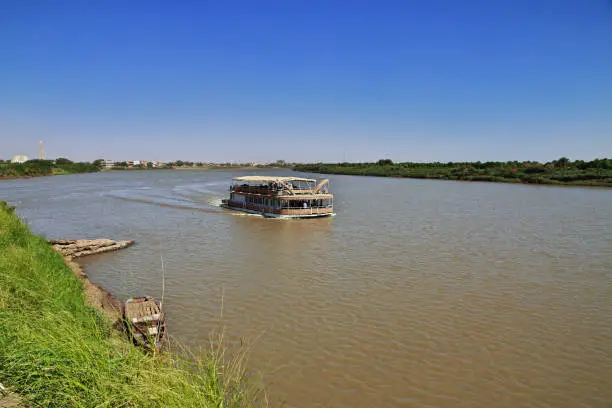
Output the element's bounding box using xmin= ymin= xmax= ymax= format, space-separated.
xmin=222 ymin=176 xmax=335 ymax=218
xmin=123 ymin=296 xmax=166 ymax=352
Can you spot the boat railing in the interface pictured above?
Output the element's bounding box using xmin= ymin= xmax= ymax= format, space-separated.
xmin=232 ymin=185 xmax=328 ymax=196
xmin=279 ymin=200 xmax=333 ymax=209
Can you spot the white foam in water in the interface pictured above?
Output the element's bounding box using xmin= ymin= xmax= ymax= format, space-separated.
xmin=230 ymin=211 xmax=263 ymax=217
xmin=174 ymin=181 xmax=228 ymax=197
xmin=208 ymin=198 xmax=224 ymax=207
xmin=104 ymin=182 xmax=232 ymax=214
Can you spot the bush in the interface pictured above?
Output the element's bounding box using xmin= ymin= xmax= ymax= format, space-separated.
xmin=55 ymin=157 xmax=73 ymax=165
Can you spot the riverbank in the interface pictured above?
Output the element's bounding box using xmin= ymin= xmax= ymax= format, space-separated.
xmin=0 ymin=161 xmax=100 ymax=179
xmin=0 ymin=164 xmax=292 ymax=180
xmin=49 ymin=239 xmax=136 ymax=320
xmin=294 ymin=159 xmax=612 ymax=188
xmin=0 ymin=202 xmax=264 ymax=407
xmin=169 ymin=165 xmax=289 ymax=171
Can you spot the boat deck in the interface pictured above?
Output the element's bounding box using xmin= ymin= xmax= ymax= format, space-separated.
xmin=226 ymin=175 xmax=334 ymax=218
xmin=124 ymin=298 xmax=163 ymax=324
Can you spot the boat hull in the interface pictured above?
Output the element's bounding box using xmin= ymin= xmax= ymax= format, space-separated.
xmin=222 ymin=204 xmax=335 ymax=219
xmin=123 ymin=296 xmax=166 ymax=352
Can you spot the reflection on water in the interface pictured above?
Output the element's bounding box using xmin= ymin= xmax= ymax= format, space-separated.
xmin=2 ymin=170 xmax=612 ymax=408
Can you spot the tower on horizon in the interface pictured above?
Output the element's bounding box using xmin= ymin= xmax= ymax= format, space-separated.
xmin=39 ymin=140 xmax=45 ymax=160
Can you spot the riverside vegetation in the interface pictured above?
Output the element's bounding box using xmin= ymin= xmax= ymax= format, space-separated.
xmin=0 ymin=158 xmax=101 ymax=178
xmin=0 ymin=158 xmax=291 ymax=177
xmin=0 ymin=201 xmax=264 ymax=407
xmin=295 ymin=157 xmax=612 ymax=187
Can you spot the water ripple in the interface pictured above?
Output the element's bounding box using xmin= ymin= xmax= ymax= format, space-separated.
xmin=3 ymin=171 xmax=612 ymax=408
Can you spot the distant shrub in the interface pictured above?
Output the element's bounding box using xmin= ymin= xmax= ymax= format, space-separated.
xmin=54 ymin=157 xmax=73 ymax=165
xmin=524 ymin=167 xmax=547 ymax=174
xmin=377 ymin=159 xmax=393 ymax=166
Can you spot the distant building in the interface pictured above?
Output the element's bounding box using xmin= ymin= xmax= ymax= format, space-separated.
xmin=102 ymin=159 xmax=115 ymax=169
xmin=11 ymin=155 xmax=29 ymax=163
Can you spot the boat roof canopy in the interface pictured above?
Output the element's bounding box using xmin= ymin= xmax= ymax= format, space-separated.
xmin=232 ymin=176 xmax=316 ymax=183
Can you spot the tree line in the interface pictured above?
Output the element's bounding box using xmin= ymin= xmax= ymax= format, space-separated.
xmin=0 ymin=158 xmax=101 ymax=178
xmin=141 ymin=160 xmax=291 ymax=168
xmin=294 ymin=158 xmax=612 ymax=187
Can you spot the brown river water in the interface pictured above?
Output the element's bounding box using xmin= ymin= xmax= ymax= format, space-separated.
xmin=2 ymin=170 xmax=612 ymax=407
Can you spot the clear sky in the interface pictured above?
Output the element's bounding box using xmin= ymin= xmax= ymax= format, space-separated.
xmin=1 ymin=0 xmax=611 ymax=163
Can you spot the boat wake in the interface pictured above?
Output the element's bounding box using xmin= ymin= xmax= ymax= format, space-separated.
xmin=208 ymin=198 xmax=224 ymax=207
xmin=105 ymin=184 xmax=227 ymax=214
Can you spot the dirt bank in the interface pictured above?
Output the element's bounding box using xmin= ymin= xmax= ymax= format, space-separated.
xmin=48 ymin=239 xmax=134 ymax=322
xmin=0 ymin=387 xmax=25 ymax=408
xmin=63 ymin=257 xmax=123 ymax=321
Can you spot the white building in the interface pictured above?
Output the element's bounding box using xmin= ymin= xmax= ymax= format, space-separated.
xmin=102 ymin=159 xmax=115 ymax=169
xmin=11 ymin=155 xmax=29 ymax=163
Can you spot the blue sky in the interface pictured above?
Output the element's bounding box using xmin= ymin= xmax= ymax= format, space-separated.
xmin=1 ymin=0 xmax=611 ymax=163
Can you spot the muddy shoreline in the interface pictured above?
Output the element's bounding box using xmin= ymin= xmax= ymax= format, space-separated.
xmin=49 ymin=239 xmax=135 ymax=322
xmin=64 ymin=256 xmax=123 ymax=320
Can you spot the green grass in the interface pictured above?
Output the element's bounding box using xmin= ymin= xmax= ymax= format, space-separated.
xmin=0 ymin=202 xmax=265 ymax=407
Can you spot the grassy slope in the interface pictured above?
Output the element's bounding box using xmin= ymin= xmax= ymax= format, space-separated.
xmin=0 ymin=203 xmax=261 ymax=408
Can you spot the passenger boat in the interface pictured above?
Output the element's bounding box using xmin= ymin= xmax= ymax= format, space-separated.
xmin=222 ymin=176 xmax=335 ymax=218
xmin=123 ymin=296 xmax=166 ymax=352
